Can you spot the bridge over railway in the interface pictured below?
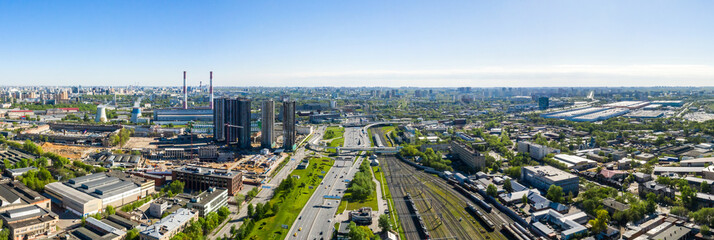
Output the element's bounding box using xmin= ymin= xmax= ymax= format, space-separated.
xmin=308 ymin=121 xmax=407 ymax=154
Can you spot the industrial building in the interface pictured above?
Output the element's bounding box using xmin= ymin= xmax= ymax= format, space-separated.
xmin=522 ymin=165 xmax=579 ymax=195
xmin=44 ymin=182 xmax=102 ymax=217
xmin=553 ymin=154 xmax=597 ymax=170
xmin=153 ymin=108 xmax=213 ymax=123
xmin=261 ymin=99 xmax=275 ymax=148
xmin=140 ymin=208 xmax=198 ymax=240
xmin=449 ymin=141 xmax=486 ymax=170
xmin=187 ymin=188 xmax=228 ymax=217
xmin=172 ymin=167 xmax=243 ymax=196
xmin=0 ymin=181 xmax=51 ymax=212
xmin=44 ymin=173 xmax=145 ymax=217
xmin=0 ymin=205 xmax=58 ymax=240
xmin=282 ymin=100 xmax=296 ymax=150
xmin=571 ymin=108 xmax=629 ymax=122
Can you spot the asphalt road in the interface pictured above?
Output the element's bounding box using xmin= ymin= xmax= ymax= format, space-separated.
xmin=287 ymin=156 xmax=364 ymax=240
xmin=287 ymin=126 xmax=370 ymax=239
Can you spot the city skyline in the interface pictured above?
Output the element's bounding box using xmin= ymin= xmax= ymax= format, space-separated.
xmin=1 ymin=1 xmax=713 ymax=87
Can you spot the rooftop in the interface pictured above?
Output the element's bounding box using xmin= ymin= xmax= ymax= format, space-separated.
xmin=140 ymin=208 xmax=197 ymax=239
xmin=523 ymin=165 xmax=577 ymax=182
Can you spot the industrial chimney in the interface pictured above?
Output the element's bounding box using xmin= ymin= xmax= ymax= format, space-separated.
xmin=209 ymin=71 xmax=214 ymax=110
xmin=183 ymin=71 xmax=188 ymax=109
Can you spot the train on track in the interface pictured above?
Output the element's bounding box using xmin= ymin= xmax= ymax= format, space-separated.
xmin=404 ymin=193 xmax=431 ymax=239
xmin=466 ymin=204 xmax=495 ymax=230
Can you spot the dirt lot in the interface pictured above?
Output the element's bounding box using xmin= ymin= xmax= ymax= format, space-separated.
xmin=41 ymin=142 xmax=101 ymax=160
xmin=123 ymin=137 xmax=159 ymax=149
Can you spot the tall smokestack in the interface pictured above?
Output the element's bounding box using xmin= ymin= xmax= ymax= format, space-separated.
xmin=209 ymin=71 xmax=214 ymax=110
xmin=183 ymin=71 xmax=187 ymax=109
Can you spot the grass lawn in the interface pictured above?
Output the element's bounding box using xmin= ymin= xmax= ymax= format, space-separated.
xmin=248 ymin=157 xmax=335 ymax=240
xmin=367 ymin=128 xmax=375 ymax=147
xmin=381 ymin=126 xmax=396 ymax=147
xmin=323 ymin=126 xmax=344 ymax=140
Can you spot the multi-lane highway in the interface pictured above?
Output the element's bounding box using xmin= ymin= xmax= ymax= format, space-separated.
xmin=288 ymin=156 xmax=363 ymax=239
xmin=288 ymin=125 xmax=371 ymax=239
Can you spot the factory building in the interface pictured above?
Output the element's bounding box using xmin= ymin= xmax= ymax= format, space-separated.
xmin=153 ymin=108 xmax=213 ymax=122
xmin=282 ymin=100 xmax=296 ymax=151
xmin=172 ymin=167 xmax=243 ymax=196
xmin=44 ymin=173 xmax=145 ymax=217
xmin=522 ymin=165 xmax=579 ymax=195
xmin=261 ymin=100 xmax=275 ymax=148
xmin=44 ymin=182 xmax=102 ymax=217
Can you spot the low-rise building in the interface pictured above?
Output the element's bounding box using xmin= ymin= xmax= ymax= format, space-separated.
xmin=3 ymin=167 xmax=36 ymax=180
xmin=522 ymin=165 xmax=579 ymax=195
xmin=140 ymin=208 xmax=198 ymax=240
xmin=349 ymin=207 xmax=373 ymax=225
xmin=517 ymin=142 xmax=557 ymax=160
xmin=639 ymin=181 xmax=675 ymax=200
xmin=172 ymin=167 xmax=243 ymax=196
xmin=553 ymin=154 xmax=597 ymax=170
xmin=149 ymin=201 xmax=168 ymax=218
xmin=187 ymin=188 xmax=228 ymax=217
xmin=0 ymin=205 xmax=58 ymax=240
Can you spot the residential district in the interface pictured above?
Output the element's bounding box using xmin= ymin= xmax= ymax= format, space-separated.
xmin=1 ymin=82 xmax=714 ymax=240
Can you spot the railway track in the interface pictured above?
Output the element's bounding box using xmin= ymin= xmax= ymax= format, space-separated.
xmin=384 ymin=156 xmax=508 ymax=240
xmin=383 ymin=154 xmax=424 ymax=240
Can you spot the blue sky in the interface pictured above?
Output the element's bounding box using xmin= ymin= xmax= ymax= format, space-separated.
xmin=1 ymin=0 xmax=713 ymax=87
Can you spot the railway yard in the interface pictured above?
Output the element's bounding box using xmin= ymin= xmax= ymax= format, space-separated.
xmin=383 ymin=155 xmax=510 ymax=240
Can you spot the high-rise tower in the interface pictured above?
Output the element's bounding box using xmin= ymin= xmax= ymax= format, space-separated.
xmin=282 ymin=100 xmax=296 ymax=151
xmin=261 ymin=100 xmax=275 ymax=148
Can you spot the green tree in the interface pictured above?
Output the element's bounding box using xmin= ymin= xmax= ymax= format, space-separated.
xmin=702 ymin=181 xmax=711 ymax=194
xmin=348 ymin=221 xmax=374 ymax=240
xmin=503 ymin=178 xmax=513 ymax=193
xmin=125 ymin=228 xmax=140 ymax=240
xmin=522 ymin=194 xmax=529 ymax=205
xmin=105 ymin=205 xmax=116 ymax=215
xmin=247 ymin=204 xmax=254 ymax=217
xmin=378 ymin=214 xmax=391 ymax=233
xmin=546 ymin=185 xmax=564 ymax=203
xmin=487 ymin=184 xmax=498 ymax=197
xmin=703 ymin=225 xmax=711 ymax=236
xmin=588 ymin=209 xmax=609 ymax=233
